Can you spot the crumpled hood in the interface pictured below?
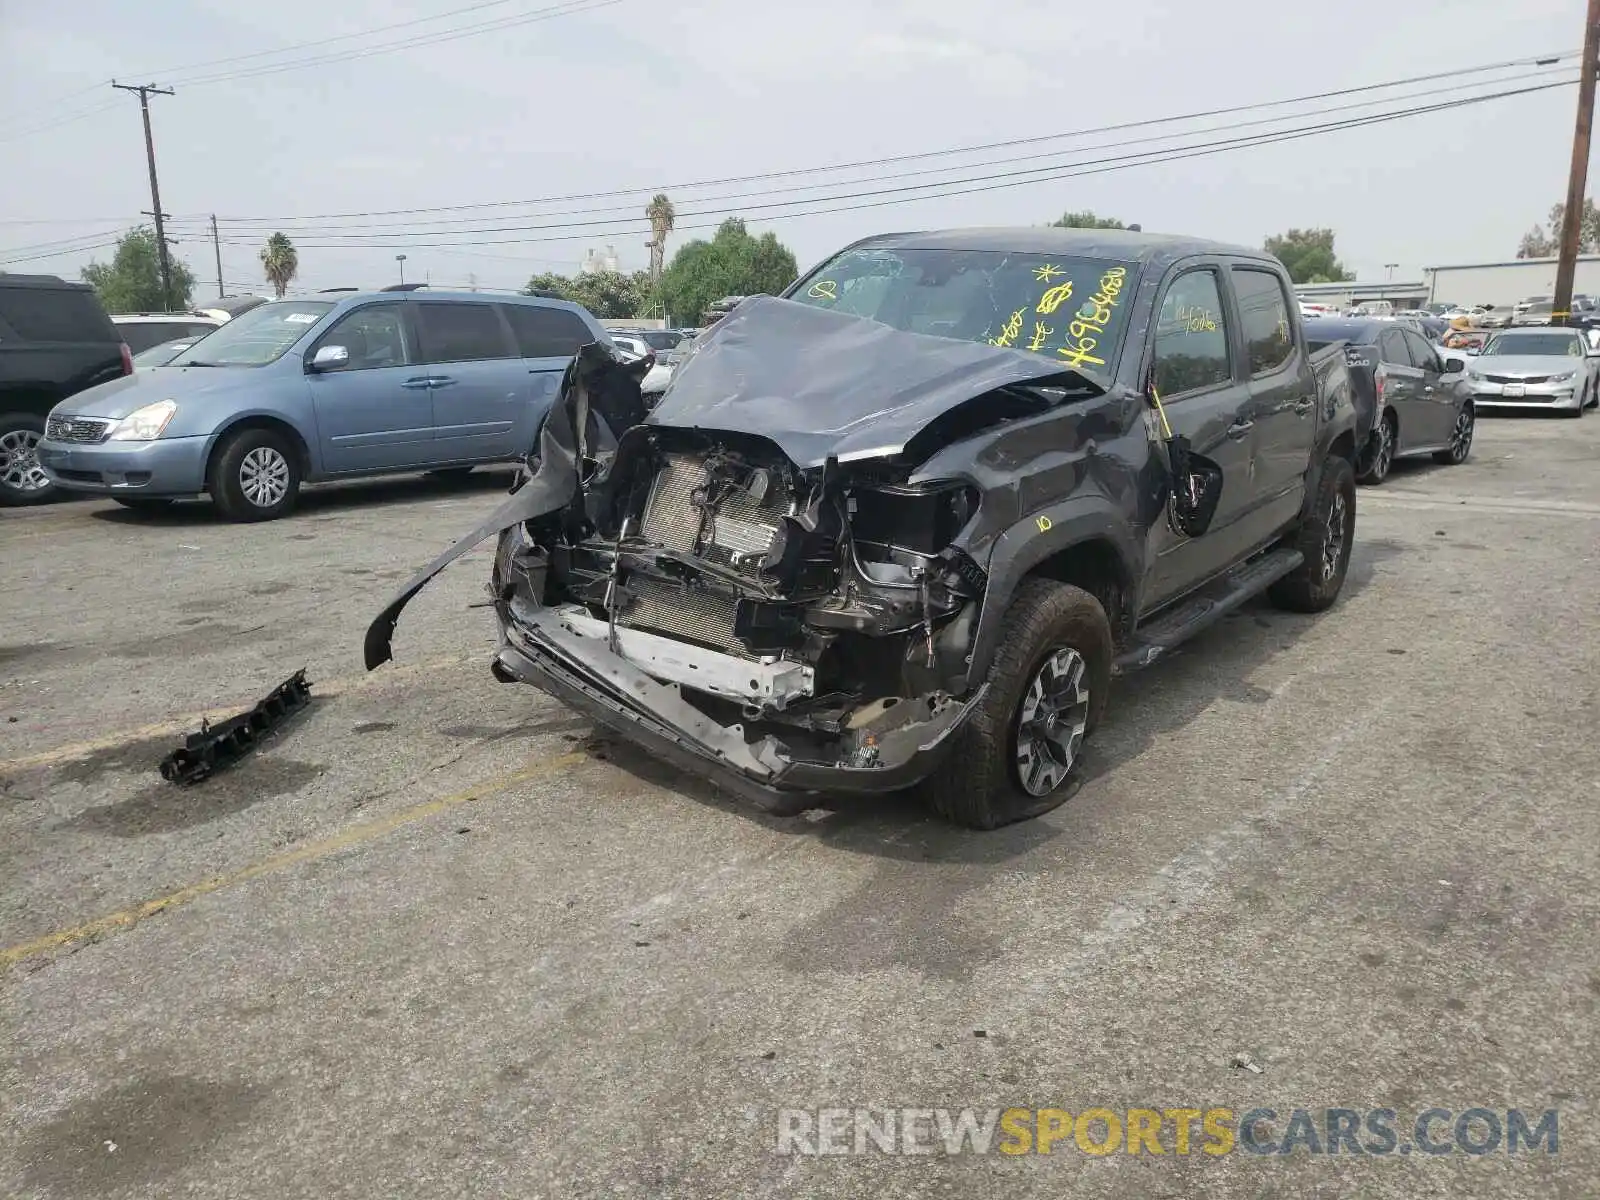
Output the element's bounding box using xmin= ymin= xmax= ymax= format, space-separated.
xmin=55 ymin=364 xmax=282 ymax=420
xmin=1470 ymin=354 xmax=1584 ymax=377
xmin=647 ymin=296 xmax=1101 ymax=468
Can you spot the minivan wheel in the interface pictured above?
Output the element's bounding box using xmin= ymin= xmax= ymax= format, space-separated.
xmin=208 ymin=427 xmax=301 ymax=522
xmin=922 ymin=579 xmax=1111 ymax=830
xmin=1268 ymin=454 xmax=1356 ymax=614
xmin=0 ymin=413 xmax=56 ymax=506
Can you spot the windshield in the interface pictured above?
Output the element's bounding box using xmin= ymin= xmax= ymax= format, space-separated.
xmin=638 ymin=330 xmax=681 ymax=351
xmin=171 ymin=301 xmax=334 ymax=367
xmin=131 ymin=339 xmax=195 ymax=368
xmin=1482 ymin=332 xmax=1584 ymax=357
xmin=788 ymin=247 xmax=1139 ymax=373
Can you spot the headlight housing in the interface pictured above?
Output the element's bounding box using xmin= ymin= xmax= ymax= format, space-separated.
xmin=1466 ymin=369 xmax=1483 ymax=381
xmin=1551 ymin=370 xmax=1577 ymax=384
xmin=109 ymin=399 xmax=177 ymax=441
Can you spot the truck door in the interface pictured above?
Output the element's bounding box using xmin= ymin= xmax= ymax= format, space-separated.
xmin=1141 ymin=263 xmax=1257 ymax=609
xmin=1229 ymin=265 xmax=1312 ymax=538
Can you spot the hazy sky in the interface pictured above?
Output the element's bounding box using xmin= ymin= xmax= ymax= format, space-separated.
xmin=0 ymin=0 xmax=1588 ymax=298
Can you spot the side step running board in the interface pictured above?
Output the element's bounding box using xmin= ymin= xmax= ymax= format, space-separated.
xmin=1113 ymin=548 xmax=1304 ymax=674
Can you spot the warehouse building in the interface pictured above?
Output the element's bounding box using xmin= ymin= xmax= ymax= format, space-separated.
xmin=1422 ymin=254 xmax=1600 ymax=309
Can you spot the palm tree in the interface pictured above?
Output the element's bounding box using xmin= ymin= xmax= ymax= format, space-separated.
xmin=645 ymin=193 xmax=675 ymax=280
xmin=259 ymin=232 xmax=299 ymax=299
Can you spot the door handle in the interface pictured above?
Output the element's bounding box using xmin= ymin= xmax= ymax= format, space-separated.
xmin=1226 ymin=420 xmax=1254 ymax=439
xmin=1423 ymin=385 xmax=1435 ymax=394
xmin=1293 ymin=397 xmax=1315 ymax=413
xmin=401 ymin=377 xmax=432 ymax=390
xmin=428 ymin=376 xmax=458 ymax=388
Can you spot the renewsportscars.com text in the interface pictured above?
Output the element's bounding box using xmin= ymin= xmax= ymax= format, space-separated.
xmin=775 ymin=1106 xmax=1559 ymax=1157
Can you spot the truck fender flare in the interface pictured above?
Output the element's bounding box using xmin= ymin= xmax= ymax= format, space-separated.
xmin=961 ymin=497 xmax=1141 ymax=691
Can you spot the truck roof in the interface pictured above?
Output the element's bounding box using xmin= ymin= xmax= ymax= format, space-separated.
xmin=848 ymin=227 xmax=1276 ymax=268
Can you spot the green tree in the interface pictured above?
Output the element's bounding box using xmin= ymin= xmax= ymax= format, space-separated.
xmin=1051 ymin=210 xmax=1126 ymax=229
xmin=80 ymin=228 xmax=196 ymax=312
xmin=521 ymin=269 xmax=656 ymax=319
xmin=1517 ymin=198 xmax=1600 ymax=259
xmin=1263 ymin=228 xmax=1355 ymax=284
xmin=657 ymin=219 xmax=798 ymax=326
xmin=259 ymin=233 xmax=299 ymax=299
xmin=646 ymin=193 xmax=676 ymax=280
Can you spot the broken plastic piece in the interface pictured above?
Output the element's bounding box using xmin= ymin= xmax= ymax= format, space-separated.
xmin=159 ymin=670 xmax=312 ymax=784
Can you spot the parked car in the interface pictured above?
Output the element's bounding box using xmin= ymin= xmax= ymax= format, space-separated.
xmin=607 ymin=334 xmax=656 ymax=362
xmin=110 ymin=313 xmax=225 ymax=354
xmin=1464 ymin=327 xmax=1600 ymax=417
xmin=612 ymin=328 xmax=684 ymax=355
xmin=37 ymin=290 xmax=613 ymax=520
xmin=366 ymin=228 xmax=1360 ymax=829
xmin=191 ymin=295 xmax=268 ymax=322
xmin=130 ymin=338 xmax=201 ymax=370
xmin=1304 ymin=317 xmax=1474 ymax=484
xmin=1512 ymin=300 xmax=1555 ymax=327
xmin=0 ymin=273 xmax=131 ymax=506
xmin=639 ymin=333 xmax=700 ymax=402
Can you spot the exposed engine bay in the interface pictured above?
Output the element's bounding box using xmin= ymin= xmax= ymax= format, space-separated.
xmin=497 ymin=426 xmax=993 ymax=780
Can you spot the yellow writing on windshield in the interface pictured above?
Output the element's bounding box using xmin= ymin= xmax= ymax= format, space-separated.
xmin=1027 ymin=321 xmax=1054 ymax=353
xmin=1057 ymin=266 xmax=1127 ymax=369
xmin=1176 ymin=305 xmax=1216 ymax=333
xmin=1036 ymin=281 xmax=1077 ymax=316
xmin=990 ymin=308 xmax=1026 ymax=348
xmin=807 ymin=280 xmax=838 ymax=301
xmin=1033 ymin=263 xmax=1065 ymax=283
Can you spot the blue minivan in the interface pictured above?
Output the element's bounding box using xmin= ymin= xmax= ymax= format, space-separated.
xmin=37 ymin=290 xmax=611 ymax=520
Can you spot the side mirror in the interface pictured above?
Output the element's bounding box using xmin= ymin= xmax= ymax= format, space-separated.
xmin=1163 ymin=434 xmax=1224 ymax=538
xmin=1444 ymin=356 xmax=1467 ymax=374
xmin=309 ymin=344 xmax=349 ymax=372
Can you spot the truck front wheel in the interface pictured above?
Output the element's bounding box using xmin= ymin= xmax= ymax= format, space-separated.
xmin=1268 ymin=455 xmax=1356 ymax=613
xmin=923 ymin=579 xmax=1111 ymax=830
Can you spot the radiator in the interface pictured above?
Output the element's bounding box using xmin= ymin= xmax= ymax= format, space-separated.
xmin=639 ymin=452 xmax=791 ymax=571
xmin=620 ymin=577 xmax=754 ymax=659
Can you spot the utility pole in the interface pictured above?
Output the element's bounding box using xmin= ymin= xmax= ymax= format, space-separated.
xmin=1554 ymin=0 xmax=1600 ymax=326
xmin=112 ymin=83 xmax=176 ymax=310
xmin=210 ymin=215 xmax=223 ymax=299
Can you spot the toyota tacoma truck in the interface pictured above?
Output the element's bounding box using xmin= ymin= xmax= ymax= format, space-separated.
xmin=366 ymin=229 xmax=1360 ymax=829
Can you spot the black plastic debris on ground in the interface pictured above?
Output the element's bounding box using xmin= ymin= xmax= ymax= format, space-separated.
xmin=159 ymin=670 xmax=312 ymax=785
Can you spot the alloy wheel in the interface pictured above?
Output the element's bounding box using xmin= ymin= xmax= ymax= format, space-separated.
xmin=0 ymin=428 xmax=50 ymax=494
xmin=1449 ymin=408 xmax=1474 ymax=462
xmin=1370 ymin=418 xmax=1395 ymax=479
xmin=1014 ymin=647 xmax=1091 ymax=797
xmin=239 ymin=446 xmax=290 ymax=508
xmin=1321 ymin=491 xmax=1349 ymax=582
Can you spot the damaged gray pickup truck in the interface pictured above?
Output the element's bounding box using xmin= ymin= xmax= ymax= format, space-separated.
xmin=366 ymin=229 xmax=1360 ymax=828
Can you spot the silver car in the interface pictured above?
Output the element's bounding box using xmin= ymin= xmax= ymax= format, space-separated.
xmin=1465 ymin=328 xmax=1600 ymax=416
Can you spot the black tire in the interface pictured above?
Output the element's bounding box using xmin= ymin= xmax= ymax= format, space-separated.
xmin=922 ymin=579 xmax=1112 ymax=830
xmin=207 ymin=426 xmax=301 ymax=522
xmin=1356 ymin=412 xmax=1396 ymax=485
xmin=1268 ymin=454 xmax=1356 ymax=614
xmin=1563 ymin=399 xmax=1584 ymax=419
xmin=1432 ymin=405 xmax=1475 ymax=465
xmin=112 ymin=496 xmax=176 ymax=512
xmin=0 ymin=412 xmax=57 ymax=507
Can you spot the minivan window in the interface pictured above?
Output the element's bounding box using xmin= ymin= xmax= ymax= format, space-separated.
xmin=789 ymin=246 xmax=1138 ymax=373
xmin=172 ymin=301 xmax=334 ymax=367
xmin=313 ymin=304 xmax=413 ymax=370
xmin=1232 ymin=268 xmax=1295 ymax=375
xmin=1151 ymin=269 xmax=1231 ymax=396
xmin=501 ymin=303 xmax=593 ymax=358
xmin=416 ymin=302 xmax=514 ymax=363
xmin=115 ymin=321 xmax=217 ymax=354
xmin=0 ymin=287 xmax=113 ymax=343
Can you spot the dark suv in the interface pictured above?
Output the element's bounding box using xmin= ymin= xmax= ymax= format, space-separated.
xmin=0 ymin=274 xmax=130 ymax=505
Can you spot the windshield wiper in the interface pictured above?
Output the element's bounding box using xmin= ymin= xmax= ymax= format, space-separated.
xmin=180 ymin=360 xmax=224 ymax=367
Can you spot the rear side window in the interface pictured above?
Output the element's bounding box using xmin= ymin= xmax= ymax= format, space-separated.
xmin=1151 ymin=268 xmax=1232 ymax=397
xmin=1404 ymin=331 xmax=1440 ymax=372
xmin=1231 ymin=268 xmax=1295 ymax=376
xmin=416 ymin=302 xmax=514 ymax=363
xmin=115 ymin=321 xmax=187 ymax=354
xmin=502 ymin=303 xmax=594 ymax=358
xmin=0 ymin=287 xmax=113 ymax=343
xmin=1378 ymin=329 xmax=1409 ymax=367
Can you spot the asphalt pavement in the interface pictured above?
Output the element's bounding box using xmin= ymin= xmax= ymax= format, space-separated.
xmin=2 ymin=423 xmax=1597 ymax=1199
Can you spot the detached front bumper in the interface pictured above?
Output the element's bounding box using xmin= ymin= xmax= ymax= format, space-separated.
xmin=37 ymin=434 xmax=211 ymax=495
xmin=490 ymin=542 xmax=983 ymax=812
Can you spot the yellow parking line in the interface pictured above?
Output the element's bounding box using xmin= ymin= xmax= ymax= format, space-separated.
xmin=0 ymin=654 xmax=484 ymax=775
xmin=1 ymin=750 xmax=588 ymax=969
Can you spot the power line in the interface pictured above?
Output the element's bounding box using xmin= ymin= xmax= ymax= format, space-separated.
xmin=206 ymin=48 xmax=1578 ymax=224
xmin=207 ymin=66 xmax=1574 ymax=238
xmin=168 ymin=0 xmax=625 ymax=88
xmin=205 ymin=77 xmax=1573 ymax=254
